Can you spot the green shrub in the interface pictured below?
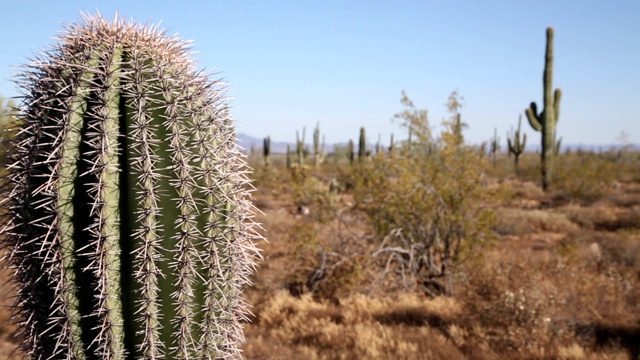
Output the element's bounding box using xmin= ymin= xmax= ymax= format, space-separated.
xmin=352 ymin=92 xmax=495 ymax=293
xmin=551 ymin=153 xmax=617 ymax=203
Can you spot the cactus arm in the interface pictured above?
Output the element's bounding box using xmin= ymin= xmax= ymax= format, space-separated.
xmin=554 ymin=88 xmax=562 ymax=123
xmin=525 ymin=103 xmax=542 ymax=131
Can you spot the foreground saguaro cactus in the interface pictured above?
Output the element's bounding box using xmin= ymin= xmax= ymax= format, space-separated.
xmin=0 ymin=13 xmax=261 ymax=360
xmin=525 ymin=26 xmax=562 ymax=191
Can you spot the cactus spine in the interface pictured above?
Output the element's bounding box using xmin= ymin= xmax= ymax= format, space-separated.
xmin=525 ymin=26 xmax=562 ymax=191
xmin=1 ymin=14 xmax=261 ymax=359
xmin=507 ymin=115 xmax=527 ymax=174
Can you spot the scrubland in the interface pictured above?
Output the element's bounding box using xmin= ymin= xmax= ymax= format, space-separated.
xmin=241 ymin=149 xmax=640 ymax=360
xmin=0 ymin=148 xmax=638 ymax=359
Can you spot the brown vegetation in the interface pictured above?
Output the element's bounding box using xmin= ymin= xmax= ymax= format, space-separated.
xmin=241 ymin=149 xmax=640 ymax=360
xmin=1 ymin=146 xmax=639 ymax=359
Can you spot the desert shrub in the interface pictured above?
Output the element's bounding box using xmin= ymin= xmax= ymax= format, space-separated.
xmin=352 ymin=92 xmax=495 ymax=293
xmin=251 ymin=159 xmax=294 ymax=196
xmin=558 ymin=204 xmax=619 ymax=231
xmin=287 ymin=166 xmax=346 ymax=224
xmin=494 ymin=208 xmax=580 ymax=236
xmin=551 ymin=153 xmax=617 ymax=203
xmin=457 ymin=256 xmax=564 ymax=356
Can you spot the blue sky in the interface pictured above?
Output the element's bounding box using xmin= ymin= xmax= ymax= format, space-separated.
xmin=1 ymin=1 xmax=638 ymax=146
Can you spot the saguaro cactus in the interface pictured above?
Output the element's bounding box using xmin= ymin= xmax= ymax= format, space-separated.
xmin=312 ymin=122 xmax=325 ymax=168
xmin=358 ymin=127 xmax=367 ymax=161
xmin=0 ymin=14 xmax=261 ymax=359
xmin=296 ymin=127 xmax=306 ymax=167
xmin=347 ymin=139 xmax=355 ymax=165
xmin=525 ymin=26 xmax=562 ymax=190
xmin=507 ymin=115 xmax=527 ymax=174
xmin=263 ymin=135 xmax=271 ymax=167
xmin=490 ymin=127 xmax=500 ymax=165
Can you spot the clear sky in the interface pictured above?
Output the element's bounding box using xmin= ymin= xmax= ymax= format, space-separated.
xmin=1 ymin=1 xmax=638 ymax=146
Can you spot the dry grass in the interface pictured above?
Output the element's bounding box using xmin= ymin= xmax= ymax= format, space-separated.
xmin=244 ymin=291 xmax=467 ymax=360
xmin=494 ymin=208 xmax=580 ymax=235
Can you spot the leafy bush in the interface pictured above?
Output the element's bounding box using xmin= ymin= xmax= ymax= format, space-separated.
xmin=352 ymin=92 xmax=495 ymax=293
xmin=551 ymin=153 xmax=617 ymax=203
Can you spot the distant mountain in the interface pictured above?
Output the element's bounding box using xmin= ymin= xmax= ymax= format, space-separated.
xmin=237 ymin=133 xmax=638 ymax=155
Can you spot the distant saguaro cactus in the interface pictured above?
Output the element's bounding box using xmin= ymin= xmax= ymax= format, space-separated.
xmin=526 ymin=26 xmax=562 ymax=190
xmin=507 ymin=115 xmax=527 ymax=174
xmin=0 ymin=13 xmax=261 ymax=359
xmin=286 ymin=144 xmax=292 ymax=169
xmin=490 ymin=128 xmax=500 ymax=165
xmin=263 ymin=135 xmax=271 ymax=166
xmin=347 ymin=139 xmax=355 ymax=165
xmin=296 ymin=127 xmax=306 ymax=167
xmin=312 ymin=122 xmax=325 ymax=168
xmin=358 ymin=127 xmax=367 ymax=161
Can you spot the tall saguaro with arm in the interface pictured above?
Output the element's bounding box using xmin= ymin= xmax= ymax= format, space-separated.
xmin=525 ymin=26 xmax=562 ymax=191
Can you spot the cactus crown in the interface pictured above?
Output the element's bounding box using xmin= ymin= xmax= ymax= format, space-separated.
xmin=1 ymin=13 xmax=261 ymax=359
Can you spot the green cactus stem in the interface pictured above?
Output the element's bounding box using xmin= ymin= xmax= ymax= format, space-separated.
xmin=296 ymin=127 xmax=306 ymax=168
xmin=312 ymin=122 xmax=325 ymax=168
xmin=507 ymin=115 xmax=527 ymax=175
xmin=490 ymin=128 xmax=500 ymax=165
xmin=0 ymin=13 xmax=261 ymax=360
xmin=525 ymin=26 xmax=562 ymax=191
xmin=263 ymin=135 xmax=271 ymax=167
xmin=358 ymin=127 xmax=367 ymax=161
xmin=554 ymin=137 xmax=562 ymax=156
xmin=286 ymin=144 xmax=292 ymax=169
xmin=388 ymin=133 xmax=395 ymax=155
xmin=347 ymin=139 xmax=355 ymax=165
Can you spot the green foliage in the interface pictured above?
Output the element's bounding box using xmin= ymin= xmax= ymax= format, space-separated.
xmin=551 ymin=152 xmax=617 ymax=203
xmin=393 ymin=90 xmax=432 ymax=144
xmin=354 ymin=92 xmax=494 ymax=292
xmin=0 ymin=14 xmax=261 ymax=359
xmin=525 ymin=27 xmax=562 ymax=191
